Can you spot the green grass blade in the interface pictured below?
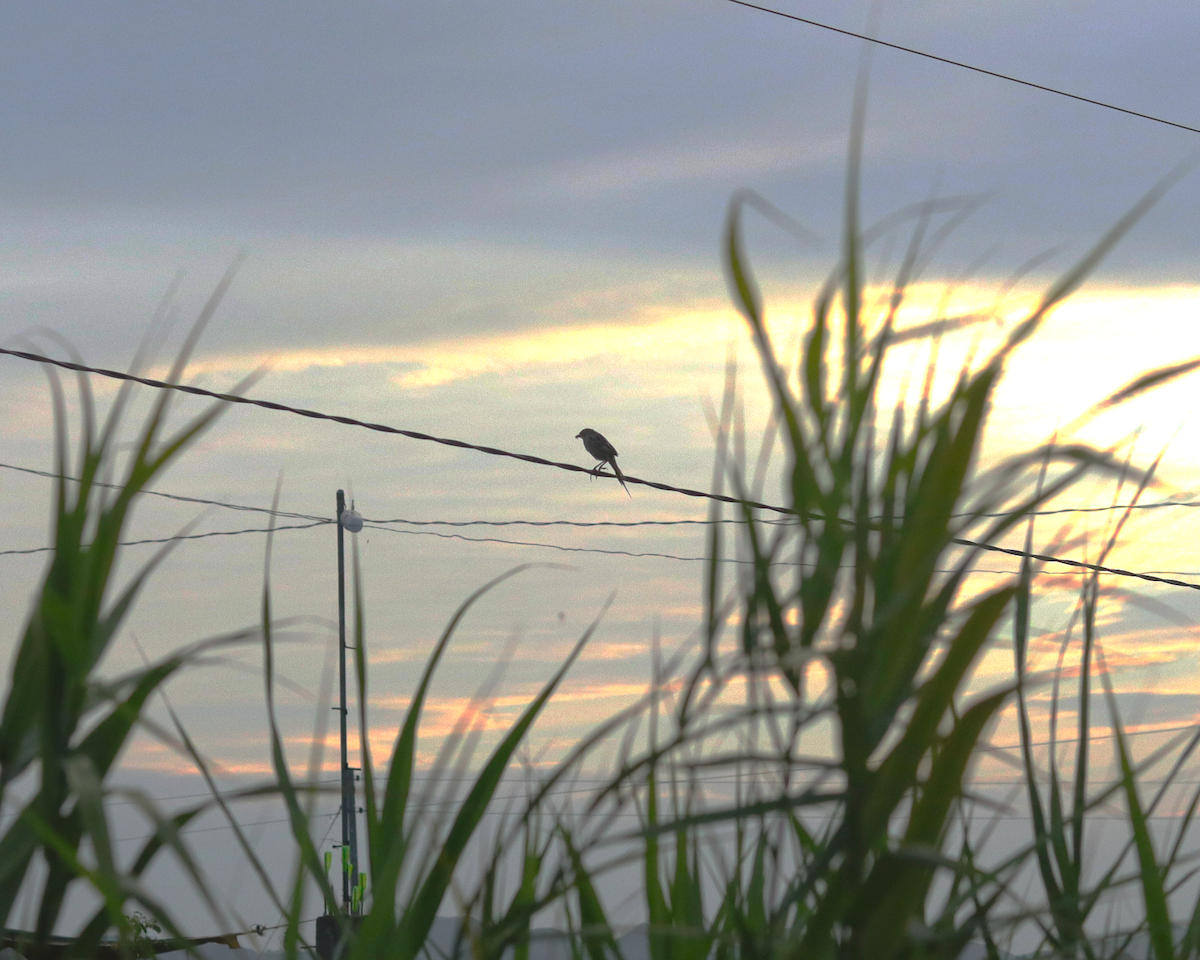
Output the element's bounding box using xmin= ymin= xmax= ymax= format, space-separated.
xmin=855 ymin=688 xmax=1010 ymax=959
xmin=359 ymin=565 xmax=548 ymax=940
xmin=1103 ymin=660 xmax=1175 ymax=960
xmin=394 ymin=594 xmax=612 ymax=960
xmin=866 ymin=587 xmax=1013 ymax=835
xmin=563 ymin=828 xmax=625 ymax=960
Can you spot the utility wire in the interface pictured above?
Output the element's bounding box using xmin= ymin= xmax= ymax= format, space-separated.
xmin=7 ymin=455 xmax=1198 ymax=526
xmin=0 ymin=346 xmax=744 ymax=507
xmin=984 ymin=720 xmax=1200 ymax=755
xmin=362 ymin=520 xmax=874 ymax=568
xmin=0 ymin=522 xmax=327 ymax=557
xmin=363 ymin=500 xmax=1200 ymax=525
xmin=2 ymin=350 xmax=1198 ymax=589
xmin=724 ymin=0 xmax=1200 ymax=138
xmin=0 ymin=505 xmax=1013 ymax=570
xmin=369 ymin=516 xmax=795 ymax=527
xmin=1004 ymin=500 xmax=1200 ymax=517
xmin=6 ymin=512 xmax=1192 ymax=585
xmin=362 ymin=522 xmax=1025 ymax=575
xmin=363 ymin=522 xmax=728 ymax=563
xmin=948 ymin=540 xmax=1200 ymax=591
xmin=0 ymin=516 xmax=1016 ymax=572
xmin=0 ymin=461 xmax=325 ymax=523
xmin=6 ymin=460 xmax=1196 ymax=526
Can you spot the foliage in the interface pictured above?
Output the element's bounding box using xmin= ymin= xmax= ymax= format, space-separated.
xmin=4 ymin=102 xmax=1200 ymax=960
xmin=0 ymin=266 xmax=263 ymax=958
xmin=124 ymin=910 xmax=162 ymax=959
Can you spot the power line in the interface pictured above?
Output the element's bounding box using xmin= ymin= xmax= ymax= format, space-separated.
xmin=1006 ymin=500 xmax=1200 ymax=517
xmin=0 ymin=515 xmax=789 ymax=566
xmin=363 ymin=521 xmax=735 ymax=563
xmin=0 ymin=512 xmax=1016 ymax=571
xmin=5 ymin=456 xmax=1195 ymax=526
xmin=362 ymin=520 xmax=957 ymax=570
xmin=0 ymin=346 xmax=747 ymax=509
xmin=2 ymin=350 xmax=1198 ymax=590
xmin=724 ymin=0 xmax=1200 ymax=138
xmin=949 ymin=539 xmax=1200 ymax=591
xmin=368 ymin=516 xmax=793 ymax=528
xmin=362 ymin=522 xmax=1027 ymax=575
xmin=7 ymin=510 xmax=1186 ymax=585
xmin=363 ymin=500 xmax=1200 ymax=525
xmin=0 ymin=502 xmax=1001 ymax=569
xmin=0 ymin=461 xmax=325 ymax=523
xmin=0 ymin=521 xmax=328 ymax=557
xmin=984 ymin=720 xmax=1200 ymax=756
xmin=0 ymin=499 xmax=1006 ymax=569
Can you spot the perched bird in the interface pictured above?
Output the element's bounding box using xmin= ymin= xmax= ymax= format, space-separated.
xmin=576 ymin=428 xmax=631 ymax=497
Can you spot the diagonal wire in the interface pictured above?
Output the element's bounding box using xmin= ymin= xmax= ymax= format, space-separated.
xmin=0 ymin=517 xmax=1018 ymax=573
xmin=948 ymin=540 xmax=1200 ymax=591
xmin=8 ymin=460 xmax=1197 ymax=525
xmin=0 ymin=346 xmax=743 ymax=505
xmin=0 ymin=460 xmax=325 ymax=523
xmin=5 ymin=459 xmax=1200 ymax=527
xmin=723 ymin=0 xmax=1200 ymax=138
xmin=1 ymin=514 xmax=1192 ymax=586
xmin=2 ymin=348 xmax=1199 ymax=589
xmin=0 ymin=522 xmax=328 ymax=557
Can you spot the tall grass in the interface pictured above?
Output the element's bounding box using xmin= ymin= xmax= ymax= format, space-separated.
xmin=2 ymin=120 xmax=1199 ymax=960
xmin=0 ymin=267 xmax=261 ymax=956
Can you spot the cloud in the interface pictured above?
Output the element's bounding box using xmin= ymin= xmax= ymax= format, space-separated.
xmin=531 ymin=134 xmax=848 ymax=199
xmin=370 ymin=679 xmax=660 ymax=716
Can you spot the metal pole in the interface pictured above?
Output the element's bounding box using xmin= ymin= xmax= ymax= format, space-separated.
xmin=336 ymin=489 xmax=359 ymax=912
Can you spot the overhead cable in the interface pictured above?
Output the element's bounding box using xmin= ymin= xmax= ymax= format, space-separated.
xmin=363 ymin=499 xmax=1200 ymax=525
xmin=0 ymin=515 xmax=1011 ymax=571
xmin=0 ymin=522 xmax=328 ymax=557
xmin=1 ymin=350 xmax=1197 ymax=589
xmin=361 ymin=520 xmax=991 ymax=569
xmin=5 ymin=461 xmax=1195 ymax=526
xmin=0 ymin=346 xmax=743 ymax=508
xmin=724 ymin=0 xmax=1200 ymax=138
xmin=0 ymin=461 xmax=325 ymax=523
xmin=948 ymin=541 xmax=1200 ymax=591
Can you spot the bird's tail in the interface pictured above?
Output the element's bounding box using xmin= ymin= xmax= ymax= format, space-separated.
xmin=611 ymin=459 xmax=631 ymax=498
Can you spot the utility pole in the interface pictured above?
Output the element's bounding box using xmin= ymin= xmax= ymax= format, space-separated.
xmin=335 ymin=489 xmax=363 ymax=912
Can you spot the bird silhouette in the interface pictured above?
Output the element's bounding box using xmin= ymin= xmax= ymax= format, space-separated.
xmin=575 ymin=428 xmax=631 ymax=497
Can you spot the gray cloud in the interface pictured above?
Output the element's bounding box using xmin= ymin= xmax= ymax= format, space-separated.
xmin=0 ymin=0 xmax=1196 ymax=332
xmin=4 ymin=3 xmax=1200 ymax=935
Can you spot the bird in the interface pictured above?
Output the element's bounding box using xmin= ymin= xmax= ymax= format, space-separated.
xmin=575 ymin=428 xmax=631 ymax=497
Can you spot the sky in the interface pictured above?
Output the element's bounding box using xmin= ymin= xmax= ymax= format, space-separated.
xmin=2 ymin=0 xmax=1200 ymax=941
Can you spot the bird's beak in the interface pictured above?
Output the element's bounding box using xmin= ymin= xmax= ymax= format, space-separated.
xmin=574 ymin=432 xmax=582 ymax=439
